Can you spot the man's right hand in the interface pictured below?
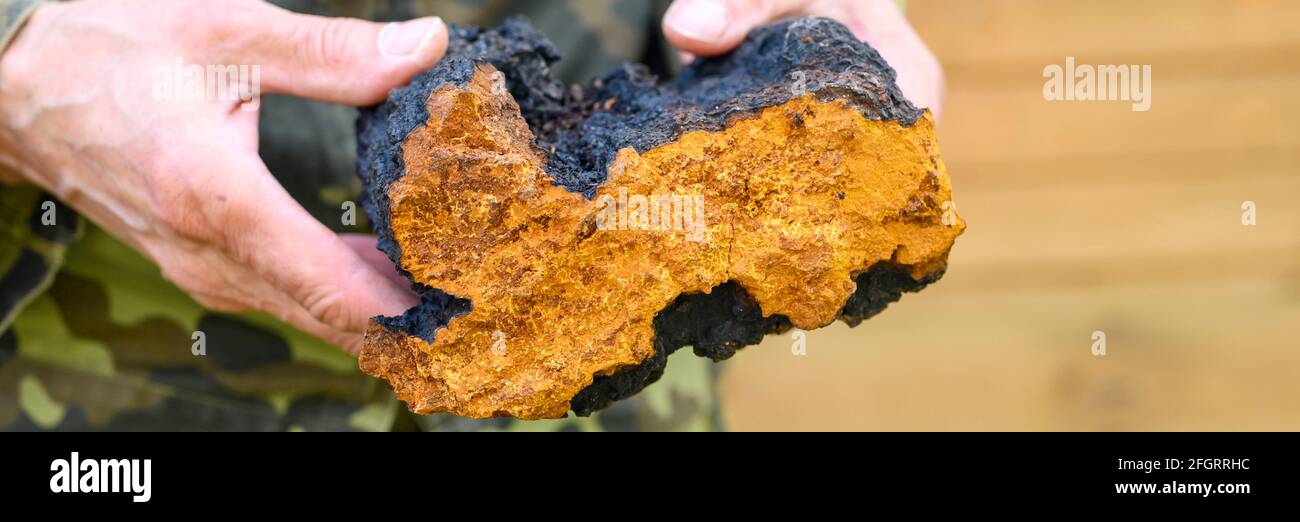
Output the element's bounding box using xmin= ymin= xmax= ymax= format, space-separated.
xmin=0 ymin=0 xmax=449 ymax=353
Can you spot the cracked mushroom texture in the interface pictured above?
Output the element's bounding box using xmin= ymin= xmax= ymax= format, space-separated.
xmin=356 ymin=16 xmax=964 ymax=419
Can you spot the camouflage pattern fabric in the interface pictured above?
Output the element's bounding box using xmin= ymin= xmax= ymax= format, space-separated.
xmin=0 ymin=0 xmax=43 ymax=51
xmin=0 ymin=0 xmax=721 ymax=431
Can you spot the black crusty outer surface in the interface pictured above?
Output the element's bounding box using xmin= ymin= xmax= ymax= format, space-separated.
xmin=356 ymin=16 xmax=936 ymax=416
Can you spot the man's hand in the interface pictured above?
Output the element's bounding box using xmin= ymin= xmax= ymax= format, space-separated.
xmin=0 ymin=0 xmax=449 ymax=353
xmin=663 ymin=0 xmax=944 ymax=121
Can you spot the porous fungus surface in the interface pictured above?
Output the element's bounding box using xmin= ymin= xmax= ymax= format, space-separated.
xmin=356 ymin=17 xmax=965 ymax=419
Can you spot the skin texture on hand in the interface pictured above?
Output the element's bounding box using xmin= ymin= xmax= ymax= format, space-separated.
xmin=0 ymin=0 xmax=449 ymax=353
xmin=663 ymin=0 xmax=944 ymax=121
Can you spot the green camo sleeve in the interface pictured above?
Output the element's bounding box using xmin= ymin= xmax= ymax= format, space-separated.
xmin=0 ymin=0 xmax=46 ymax=54
xmin=0 ymin=185 xmax=79 ymax=335
xmin=0 ymin=1 xmax=59 ymax=333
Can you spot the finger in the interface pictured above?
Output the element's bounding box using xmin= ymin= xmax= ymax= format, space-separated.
xmin=172 ymin=148 xmax=417 ymax=335
xmin=151 ymin=233 xmax=368 ymax=353
xmin=662 ymin=0 xmax=806 ymax=56
xmin=808 ymin=0 xmax=945 ymax=120
xmin=340 ymin=233 xmax=416 ymax=291
xmin=217 ymin=2 xmax=448 ymax=105
xmin=664 ymin=0 xmax=945 ymax=121
xmin=251 ymin=284 xmax=367 ymax=353
xmin=207 ymin=267 xmax=367 ymax=352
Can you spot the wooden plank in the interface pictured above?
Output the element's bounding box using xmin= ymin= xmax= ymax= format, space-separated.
xmin=719 ymin=0 xmax=1300 ymax=431
xmin=948 ymin=176 xmax=1300 ymax=268
xmin=911 ymin=0 xmax=1300 ymax=65
xmin=938 ymin=75 xmax=1300 ymax=163
xmin=720 ymin=277 xmax=1300 ymax=430
xmin=952 ymin=147 xmax=1298 ymax=188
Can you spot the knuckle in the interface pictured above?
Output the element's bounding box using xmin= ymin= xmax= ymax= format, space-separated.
xmin=176 ymin=0 xmax=260 ymax=49
xmin=293 ymin=17 xmax=363 ymax=68
xmin=748 ymin=0 xmax=783 ymax=17
xmin=300 ymin=287 xmax=356 ymax=332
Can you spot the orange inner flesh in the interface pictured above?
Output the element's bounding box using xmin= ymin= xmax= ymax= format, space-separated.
xmin=359 ymin=66 xmax=965 ymax=419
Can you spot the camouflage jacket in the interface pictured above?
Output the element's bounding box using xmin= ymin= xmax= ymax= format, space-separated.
xmin=0 ymin=0 xmax=722 ymax=431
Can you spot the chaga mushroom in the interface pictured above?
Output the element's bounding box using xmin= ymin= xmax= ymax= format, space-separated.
xmin=355 ymin=16 xmax=965 ymax=419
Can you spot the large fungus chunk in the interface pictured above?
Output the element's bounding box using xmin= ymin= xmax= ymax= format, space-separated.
xmin=356 ymin=16 xmax=965 ymax=419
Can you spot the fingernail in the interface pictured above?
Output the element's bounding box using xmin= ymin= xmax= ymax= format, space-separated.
xmin=379 ymin=17 xmax=444 ymax=58
xmin=665 ymin=0 xmax=730 ymax=42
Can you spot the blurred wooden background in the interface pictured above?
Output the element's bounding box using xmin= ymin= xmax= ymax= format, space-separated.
xmin=719 ymin=0 xmax=1300 ymax=430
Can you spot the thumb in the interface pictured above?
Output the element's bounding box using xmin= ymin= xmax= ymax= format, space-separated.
xmin=232 ymin=4 xmax=448 ymax=105
xmin=662 ymin=0 xmax=804 ymax=57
